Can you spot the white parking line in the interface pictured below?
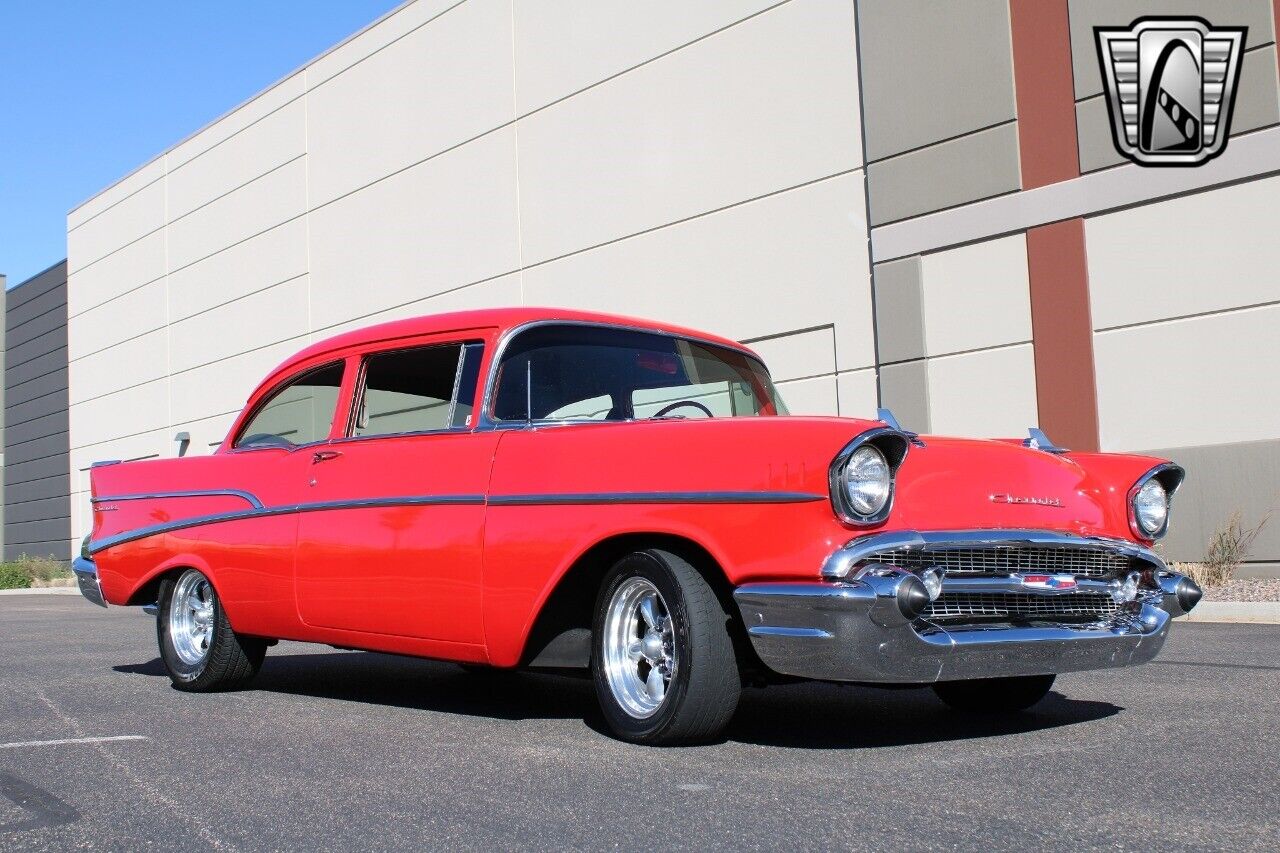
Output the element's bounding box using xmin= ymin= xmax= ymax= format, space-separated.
xmin=0 ymin=735 xmax=149 ymax=749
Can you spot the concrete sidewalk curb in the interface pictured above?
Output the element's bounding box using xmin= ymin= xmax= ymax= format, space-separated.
xmin=1185 ymin=601 xmax=1280 ymax=624
xmin=0 ymin=587 xmax=79 ymax=596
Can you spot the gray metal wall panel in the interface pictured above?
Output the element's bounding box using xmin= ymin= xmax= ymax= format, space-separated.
xmin=6 ymin=370 xmax=69 ymax=410
xmin=5 ymin=496 xmax=71 ymax=526
xmin=7 ymin=431 xmax=71 ymax=467
xmin=1145 ymin=438 xmax=1279 ymax=566
xmin=6 ymin=348 xmax=69 ymax=389
xmin=857 ymin=0 xmax=1017 ymax=161
xmin=867 ymin=123 xmax=1021 ymax=225
xmin=6 ymin=409 xmax=69 ymax=447
xmin=6 ymin=284 xmax=69 ymax=332
xmin=7 ymin=477 xmax=72 ymax=506
xmin=6 ymin=323 xmax=68 ymax=369
xmin=6 ymin=539 xmax=72 ymax=562
xmin=4 ymin=261 xmax=71 ymax=563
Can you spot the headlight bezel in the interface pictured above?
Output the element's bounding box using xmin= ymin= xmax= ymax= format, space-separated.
xmin=1127 ymin=463 xmax=1184 ymax=540
xmin=829 ymin=428 xmax=910 ymax=526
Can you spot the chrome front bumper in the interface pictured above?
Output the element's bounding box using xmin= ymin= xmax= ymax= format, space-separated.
xmin=71 ymin=556 xmax=107 ymax=608
xmin=733 ymin=529 xmax=1200 ymax=684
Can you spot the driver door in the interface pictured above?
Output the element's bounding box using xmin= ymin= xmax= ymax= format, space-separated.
xmin=293 ymin=337 xmax=495 ymax=647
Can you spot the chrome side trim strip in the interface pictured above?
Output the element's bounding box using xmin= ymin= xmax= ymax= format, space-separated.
xmin=486 ymin=491 xmax=824 ymax=506
xmin=92 ymin=489 xmax=265 ymax=510
xmin=89 ymin=495 xmax=487 ymax=554
xmin=89 ymin=489 xmax=823 ymax=554
xmin=821 ymin=528 xmax=1167 ymax=579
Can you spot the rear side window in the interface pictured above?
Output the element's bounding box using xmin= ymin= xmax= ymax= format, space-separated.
xmin=235 ymin=362 xmax=345 ymax=449
xmin=352 ymin=342 xmax=484 ymax=437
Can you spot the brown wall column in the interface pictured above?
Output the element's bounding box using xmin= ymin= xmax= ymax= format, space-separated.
xmin=1026 ymin=219 xmax=1099 ymax=452
xmin=1010 ymin=0 xmax=1099 ymax=450
xmin=1009 ymin=0 xmax=1079 ymax=187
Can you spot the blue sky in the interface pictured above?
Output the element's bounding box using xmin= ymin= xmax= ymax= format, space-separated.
xmin=0 ymin=0 xmax=402 ymax=287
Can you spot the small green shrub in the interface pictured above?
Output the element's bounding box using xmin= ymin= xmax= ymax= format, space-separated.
xmin=0 ymin=562 xmax=30 ymax=590
xmin=0 ymin=555 xmax=72 ymax=590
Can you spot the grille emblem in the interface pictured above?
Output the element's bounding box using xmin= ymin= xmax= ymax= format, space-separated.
xmin=989 ymin=494 xmax=1063 ymax=507
xmin=1095 ymin=17 xmax=1246 ymax=166
xmin=1021 ymin=574 xmax=1078 ymax=590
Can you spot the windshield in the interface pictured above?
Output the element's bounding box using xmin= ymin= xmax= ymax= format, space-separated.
xmin=491 ymin=324 xmax=787 ymax=422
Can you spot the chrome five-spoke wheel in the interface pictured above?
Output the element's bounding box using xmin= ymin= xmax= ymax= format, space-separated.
xmin=592 ymin=549 xmax=741 ymax=744
xmin=602 ymin=577 xmax=678 ymax=717
xmin=157 ymin=568 xmax=267 ymax=691
xmin=170 ymin=570 xmax=215 ymax=665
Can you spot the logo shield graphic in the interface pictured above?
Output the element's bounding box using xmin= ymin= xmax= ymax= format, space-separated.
xmin=1095 ymin=17 xmax=1246 ymax=166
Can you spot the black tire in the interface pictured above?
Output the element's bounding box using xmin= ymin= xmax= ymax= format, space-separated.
xmin=932 ymin=674 xmax=1056 ymax=712
xmin=591 ymin=549 xmax=740 ymax=745
xmin=157 ymin=569 xmax=266 ymax=692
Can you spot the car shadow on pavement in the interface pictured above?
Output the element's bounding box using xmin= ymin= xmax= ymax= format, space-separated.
xmin=726 ymin=683 xmax=1121 ymax=749
xmin=115 ymin=652 xmax=600 ymax=723
xmin=114 ymin=652 xmax=1121 ymax=747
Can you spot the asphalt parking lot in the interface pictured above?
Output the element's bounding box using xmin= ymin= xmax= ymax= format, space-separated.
xmin=2 ymin=595 xmax=1277 ymax=851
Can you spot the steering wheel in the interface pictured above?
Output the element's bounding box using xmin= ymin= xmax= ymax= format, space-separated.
xmin=651 ymin=400 xmax=714 ymax=419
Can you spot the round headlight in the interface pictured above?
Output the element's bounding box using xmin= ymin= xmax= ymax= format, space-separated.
xmin=842 ymin=445 xmax=892 ymax=518
xmin=1132 ymin=478 xmax=1168 ymax=536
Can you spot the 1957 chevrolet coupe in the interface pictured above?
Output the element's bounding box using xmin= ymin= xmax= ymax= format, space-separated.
xmin=74 ymin=308 xmax=1201 ymax=744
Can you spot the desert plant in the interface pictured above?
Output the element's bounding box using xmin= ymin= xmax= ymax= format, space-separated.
xmin=0 ymin=562 xmax=29 ymax=590
xmin=1179 ymin=510 xmax=1273 ymax=588
xmin=0 ymin=555 xmax=71 ymax=590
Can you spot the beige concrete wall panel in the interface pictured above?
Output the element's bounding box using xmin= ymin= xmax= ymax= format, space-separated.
xmin=927 ymin=344 xmax=1038 ymax=438
xmin=520 ymin=172 xmax=874 ymax=370
xmin=512 ymin=0 xmax=780 ymax=115
xmin=919 ymin=234 xmax=1032 ymax=357
xmin=306 ymin=0 xmax=516 ymax=207
xmin=1086 ymin=174 xmax=1280 ymax=330
xmin=168 ymin=158 xmax=307 ymax=272
xmin=1095 ymin=305 xmax=1280 ymax=450
xmin=307 ymin=127 xmax=522 ymax=332
xmin=515 ymin=0 xmax=862 ymax=266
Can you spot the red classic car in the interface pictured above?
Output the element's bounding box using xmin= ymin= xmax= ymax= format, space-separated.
xmin=73 ymin=307 xmax=1201 ymax=744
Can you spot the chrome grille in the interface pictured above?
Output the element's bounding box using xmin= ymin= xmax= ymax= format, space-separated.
xmin=868 ymin=545 xmax=1129 ymax=579
xmin=925 ymin=592 xmax=1120 ymax=620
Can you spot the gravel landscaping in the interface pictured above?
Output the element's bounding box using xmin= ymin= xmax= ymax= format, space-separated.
xmin=1203 ymin=578 xmax=1280 ymax=602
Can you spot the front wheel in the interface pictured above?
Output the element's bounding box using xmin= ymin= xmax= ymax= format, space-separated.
xmin=592 ymin=549 xmax=741 ymax=745
xmin=932 ymin=674 xmax=1056 ymax=712
xmin=157 ymin=569 xmax=266 ymax=691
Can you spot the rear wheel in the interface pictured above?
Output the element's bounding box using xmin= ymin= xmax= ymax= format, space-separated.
xmin=157 ymin=569 xmax=266 ymax=691
xmin=592 ymin=549 xmax=740 ymax=745
xmin=932 ymin=674 xmax=1056 ymax=712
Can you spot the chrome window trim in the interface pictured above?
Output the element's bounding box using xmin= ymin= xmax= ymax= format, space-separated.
xmin=827 ymin=427 xmax=910 ymax=526
xmin=1127 ymin=462 xmax=1184 ymax=540
xmin=475 ymin=319 xmax=768 ymax=430
xmin=821 ymin=528 xmax=1167 ymax=579
xmin=231 ymin=359 xmax=347 ymax=451
xmin=345 ymin=340 xmax=483 ymax=443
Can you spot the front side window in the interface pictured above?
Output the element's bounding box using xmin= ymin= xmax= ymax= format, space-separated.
xmin=235 ymin=362 xmax=345 ymax=449
xmin=352 ymin=342 xmax=483 ymax=437
xmin=491 ymin=325 xmax=786 ymax=423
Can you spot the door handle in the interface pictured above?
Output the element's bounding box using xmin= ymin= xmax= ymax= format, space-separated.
xmin=312 ymin=450 xmax=343 ymax=464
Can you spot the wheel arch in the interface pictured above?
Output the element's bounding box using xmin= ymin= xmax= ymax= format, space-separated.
xmin=123 ymin=553 xmax=217 ymax=608
xmin=517 ymin=532 xmax=755 ymax=673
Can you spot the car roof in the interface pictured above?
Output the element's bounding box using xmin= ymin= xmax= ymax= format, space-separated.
xmin=258 ymin=307 xmax=757 ymax=391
